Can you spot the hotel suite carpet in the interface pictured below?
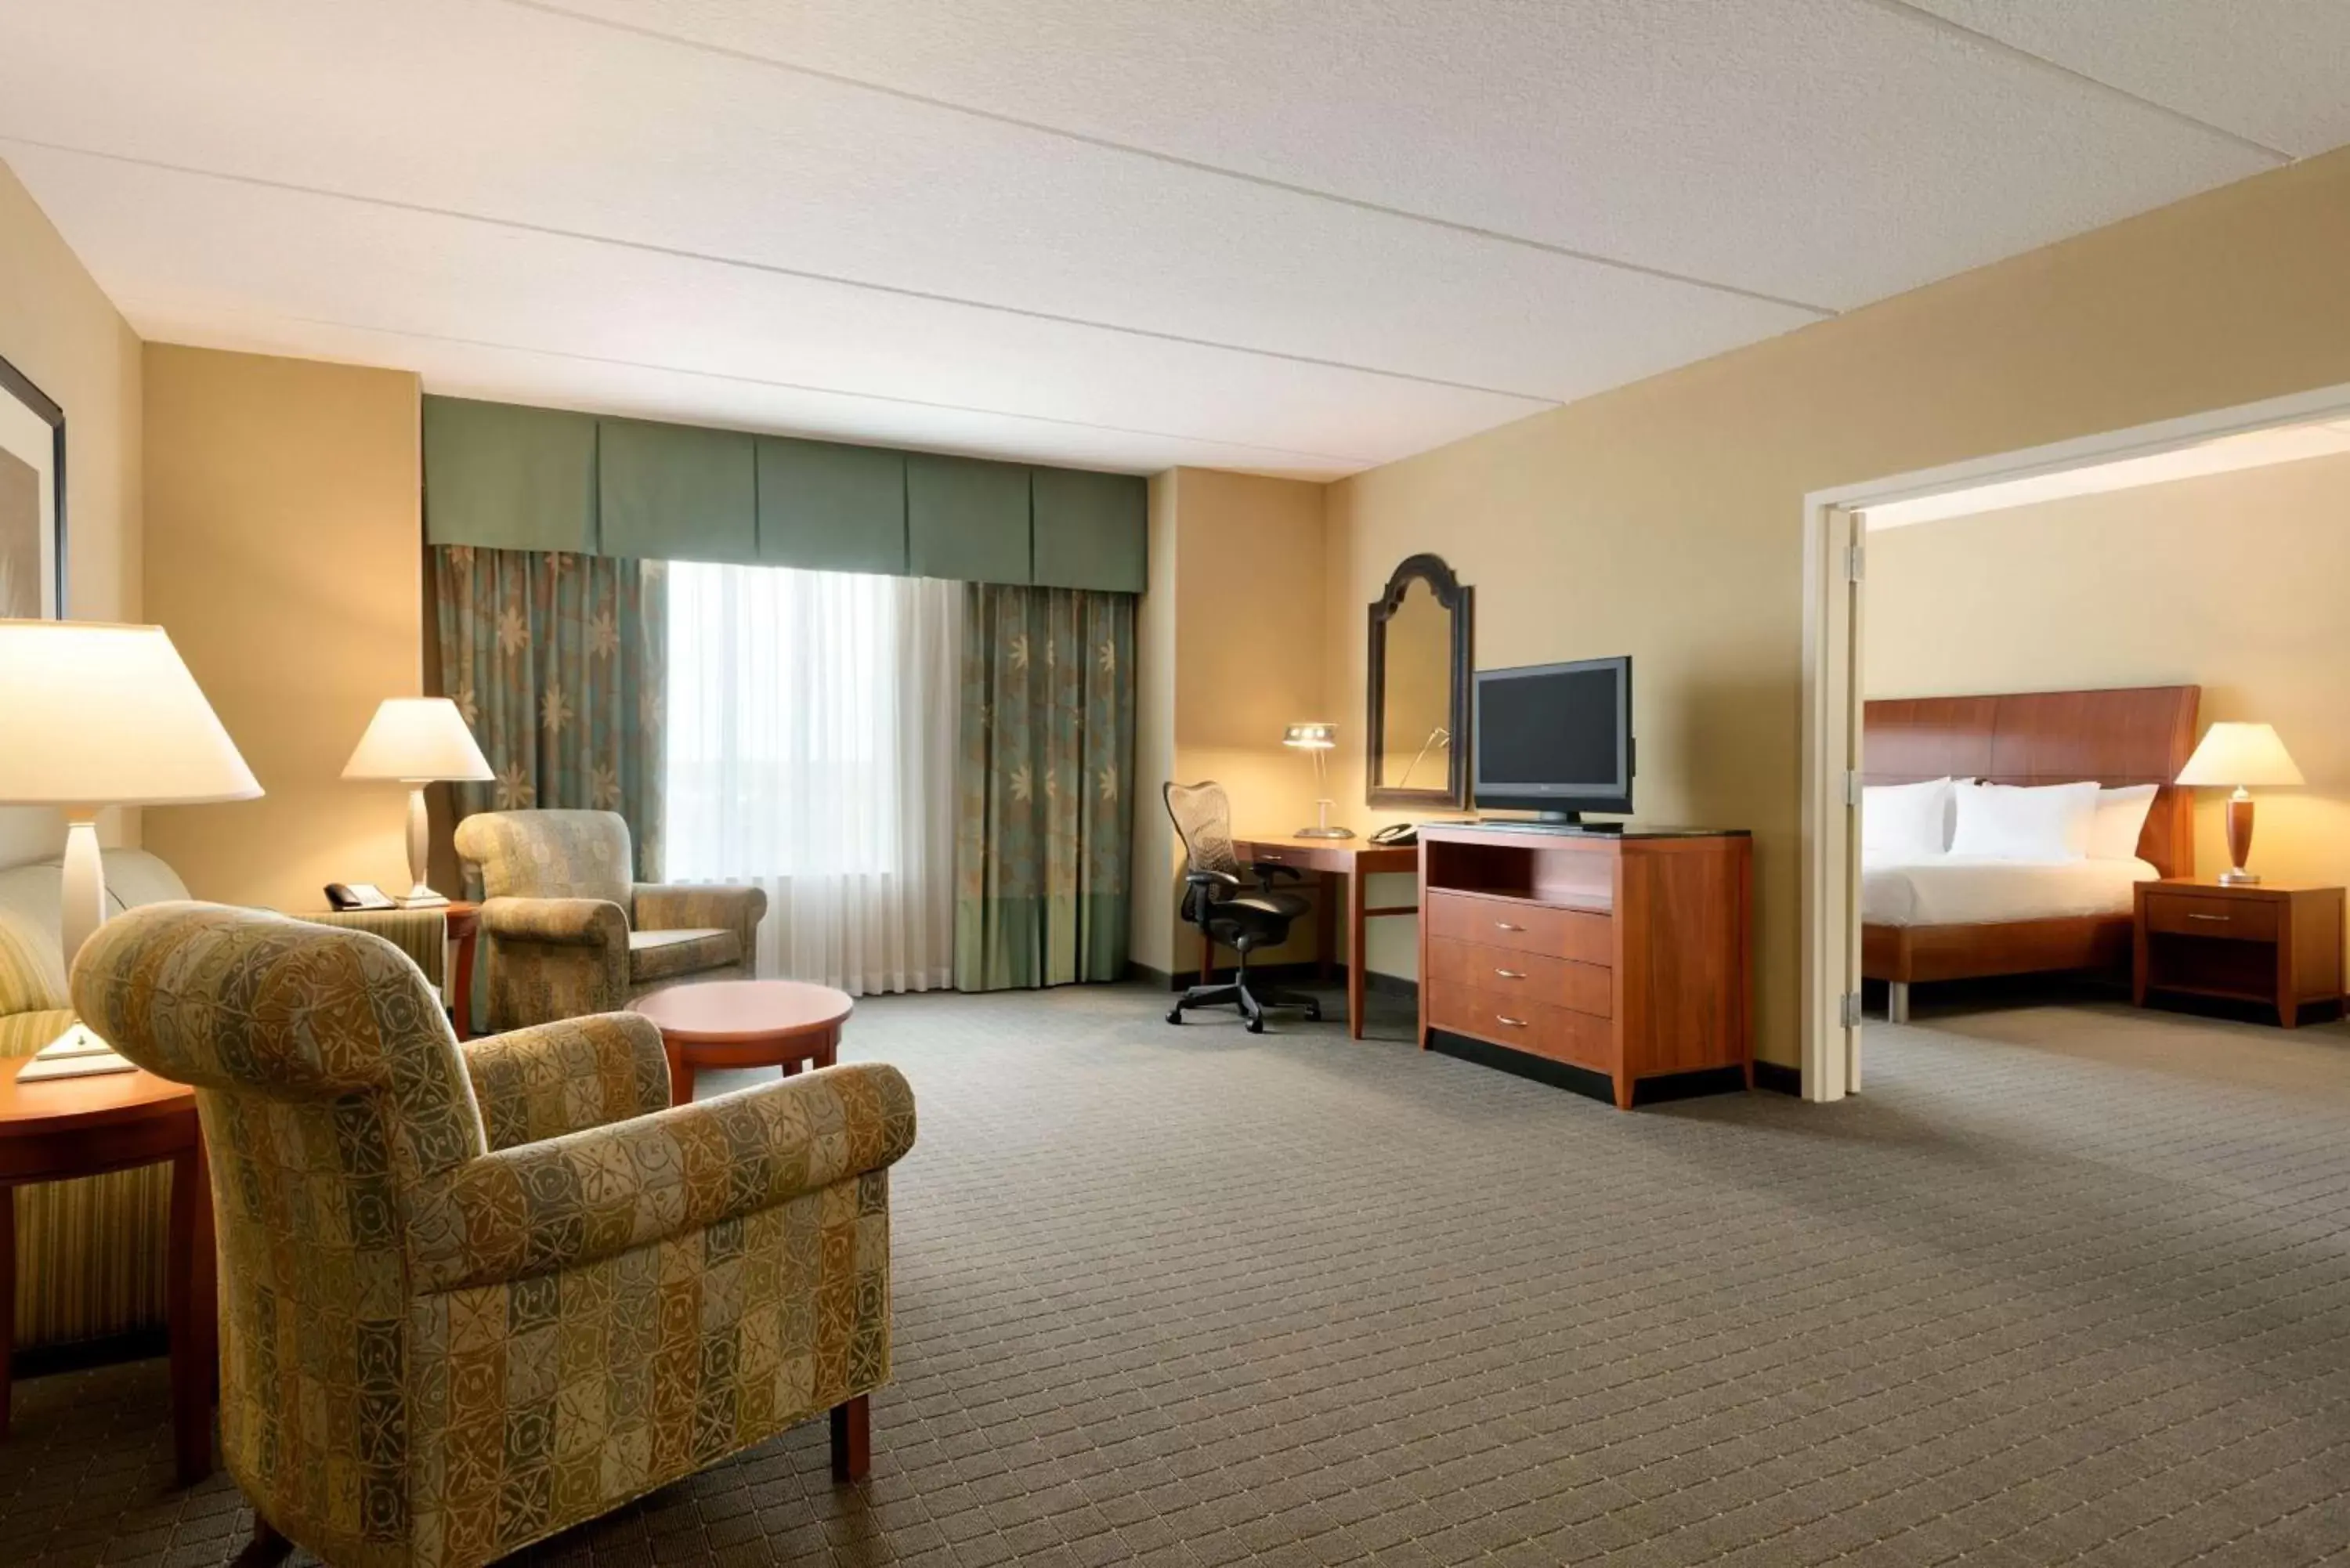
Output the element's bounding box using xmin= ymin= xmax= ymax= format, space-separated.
xmin=5 ymin=985 xmax=2350 ymax=1567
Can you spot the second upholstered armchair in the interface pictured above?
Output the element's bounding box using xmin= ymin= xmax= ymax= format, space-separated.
xmin=452 ymin=809 xmax=766 ymax=1031
xmin=71 ymin=903 xmax=914 ymax=1568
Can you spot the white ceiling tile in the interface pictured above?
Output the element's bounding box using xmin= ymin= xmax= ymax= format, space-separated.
xmin=4 ymin=143 xmax=1543 ymax=471
xmin=530 ymin=0 xmax=2283 ymax=305
xmin=1904 ymin=0 xmax=2350 ymax=157
xmin=0 ymin=0 xmax=1813 ymax=407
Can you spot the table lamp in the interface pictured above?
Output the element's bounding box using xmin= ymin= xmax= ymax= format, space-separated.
xmin=0 ymin=620 xmax=262 ymax=966
xmin=1283 ymin=722 xmax=1354 ymax=839
xmin=2175 ymin=721 xmax=2303 ymax=885
xmin=341 ymin=696 xmax=494 ymax=907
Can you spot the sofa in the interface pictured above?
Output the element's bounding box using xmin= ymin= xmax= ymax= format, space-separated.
xmin=0 ymin=850 xmax=450 ymax=1350
xmin=453 ymin=809 xmax=767 ymax=1031
xmin=74 ymin=903 xmax=913 ymax=1568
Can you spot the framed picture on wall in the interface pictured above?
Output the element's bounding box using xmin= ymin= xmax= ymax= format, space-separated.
xmin=0 ymin=349 xmax=66 ymax=620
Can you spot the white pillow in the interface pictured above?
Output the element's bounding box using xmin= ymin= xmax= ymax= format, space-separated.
xmin=1949 ymin=780 xmax=2102 ymax=862
xmin=2087 ymin=783 xmax=2159 ymax=862
xmin=1863 ymin=777 xmax=1953 ymax=858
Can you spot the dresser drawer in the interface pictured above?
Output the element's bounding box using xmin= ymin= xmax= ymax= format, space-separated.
xmin=1426 ymin=891 xmax=1611 ymax=964
xmin=1428 ymin=937 xmax=1612 ymax=1018
xmin=1429 ymin=988 xmax=1611 ymax=1074
xmin=2143 ymin=893 xmax=2277 ymax=942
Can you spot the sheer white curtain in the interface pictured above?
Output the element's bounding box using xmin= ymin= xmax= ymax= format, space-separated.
xmin=663 ymin=562 xmax=961 ymax=994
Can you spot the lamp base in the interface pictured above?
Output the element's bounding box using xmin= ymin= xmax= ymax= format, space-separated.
xmin=395 ymin=884 xmax=450 ymax=909
xmin=2217 ymin=869 xmax=2261 ymax=886
xmin=1294 ymin=827 xmax=1356 ymax=840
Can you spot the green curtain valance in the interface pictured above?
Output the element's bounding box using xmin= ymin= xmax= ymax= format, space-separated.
xmin=422 ymin=395 xmax=1146 ymax=592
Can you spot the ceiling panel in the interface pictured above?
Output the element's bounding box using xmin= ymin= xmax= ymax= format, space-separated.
xmin=0 ymin=0 xmax=1813 ymax=406
xmin=1907 ymin=0 xmax=2350 ymax=157
xmin=5 ymin=144 xmax=1545 ymax=471
xmin=532 ymin=0 xmax=2281 ymax=306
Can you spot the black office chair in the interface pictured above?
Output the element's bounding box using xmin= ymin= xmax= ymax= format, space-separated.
xmin=1163 ymin=781 xmax=1322 ymax=1033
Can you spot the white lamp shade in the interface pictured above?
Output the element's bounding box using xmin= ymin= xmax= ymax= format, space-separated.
xmin=0 ymin=620 xmax=261 ymax=805
xmin=342 ymin=697 xmax=494 ymax=782
xmin=2176 ymin=722 xmax=2305 ymax=789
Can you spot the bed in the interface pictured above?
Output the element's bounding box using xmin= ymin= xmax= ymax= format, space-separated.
xmin=1862 ymin=685 xmax=2201 ymax=1021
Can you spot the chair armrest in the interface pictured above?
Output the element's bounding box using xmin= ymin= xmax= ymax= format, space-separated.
xmin=631 ymin=881 xmax=768 ymax=934
xmin=479 ymin=896 xmax=628 ymax=951
xmin=408 ymin=1060 xmax=916 ymax=1293
xmin=462 ymin=1012 xmax=671 ymax=1151
xmin=1184 ymin=869 xmax=1241 ymax=888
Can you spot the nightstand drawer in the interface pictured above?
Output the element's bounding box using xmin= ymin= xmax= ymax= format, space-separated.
xmin=1426 ymin=891 xmax=1611 ymax=965
xmin=2144 ymin=894 xmax=2277 ymax=942
xmin=1428 ymin=937 xmax=1613 ymax=1018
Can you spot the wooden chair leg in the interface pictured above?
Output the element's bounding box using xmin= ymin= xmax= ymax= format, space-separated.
xmin=830 ymin=1393 xmax=870 ymax=1482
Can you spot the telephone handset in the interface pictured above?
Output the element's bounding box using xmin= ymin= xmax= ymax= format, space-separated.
xmin=325 ymin=881 xmax=396 ymax=912
xmin=1368 ymin=823 xmax=1419 ymax=847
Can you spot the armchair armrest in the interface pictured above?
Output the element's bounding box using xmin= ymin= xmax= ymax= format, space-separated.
xmin=631 ymin=881 xmax=768 ymax=934
xmin=479 ymin=896 xmax=628 ymax=951
xmin=410 ymin=1060 xmax=916 ymax=1293
xmin=462 ymin=1012 xmax=671 ymax=1151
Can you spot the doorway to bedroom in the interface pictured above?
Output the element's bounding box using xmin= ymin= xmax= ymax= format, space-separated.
xmin=1802 ymin=387 xmax=2350 ymax=1102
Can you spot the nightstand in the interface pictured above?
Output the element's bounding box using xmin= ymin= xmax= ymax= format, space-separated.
xmin=2133 ymin=879 xmax=2345 ymax=1028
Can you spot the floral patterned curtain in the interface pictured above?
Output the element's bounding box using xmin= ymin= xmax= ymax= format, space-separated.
xmin=432 ymin=545 xmax=669 ymax=882
xmin=954 ymin=584 xmax=1135 ymax=989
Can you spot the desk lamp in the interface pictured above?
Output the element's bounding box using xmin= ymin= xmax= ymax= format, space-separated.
xmin=1283 ymin=722 xmax=1354 ymax=839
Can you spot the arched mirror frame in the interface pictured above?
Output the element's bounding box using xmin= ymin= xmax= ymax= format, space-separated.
xmin=1365 ymin=553 xmax=1473 ymax=809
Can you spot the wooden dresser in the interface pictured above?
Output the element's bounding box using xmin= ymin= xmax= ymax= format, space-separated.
xmin=1418 ymin=823 xmax=1752 ymax=1108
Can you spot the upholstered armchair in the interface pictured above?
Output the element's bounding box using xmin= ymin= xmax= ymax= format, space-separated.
xmin=452 ymin=809 xmax=766 ymax=1031
xmin=72 ymin=903 xmax=915 ymax=1568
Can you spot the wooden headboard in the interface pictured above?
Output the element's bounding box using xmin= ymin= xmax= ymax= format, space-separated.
xmin=1863 ymin=685 xmax=2202 ymax=878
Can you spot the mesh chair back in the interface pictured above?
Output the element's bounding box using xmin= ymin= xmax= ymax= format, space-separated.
xmin=1163 ymin=782 xmax=1241 ymax=881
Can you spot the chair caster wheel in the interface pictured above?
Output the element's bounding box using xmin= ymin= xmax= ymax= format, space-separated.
xmin=1166 ymin=1008 xmax=1184 ymax=1025
xmin=1246 ymin=1016 xmax=1266 ymax=1034
xmin=1307 ymin=1010 xmax=1323 ymax=1023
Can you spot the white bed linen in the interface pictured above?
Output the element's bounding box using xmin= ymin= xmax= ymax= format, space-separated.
xmin=1861 ymin=854 xmax=2158 ymax=927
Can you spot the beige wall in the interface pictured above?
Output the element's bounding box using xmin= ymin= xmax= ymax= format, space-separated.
xmin=0 ymin=157 xmax=144 ymax=869
xmin=1867 ymin=451 xmax=2350 ymax=921
xmin=1130 ymin=467 xmax=1328 ymax=975
xmin=1322 ymin=148 xmax=2350 ymax=1068
xmin=142 ymin=345 xmax=423 ymax=911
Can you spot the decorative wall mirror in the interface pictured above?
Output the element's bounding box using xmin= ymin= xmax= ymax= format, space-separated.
xmin=1366 ymin=553 xmax=1472 ymax=808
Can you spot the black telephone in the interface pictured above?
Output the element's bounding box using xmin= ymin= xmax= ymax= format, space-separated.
xmin=1368 ymin=823 xmax=1419 ymax=847
xmin=325 ymin=882 xmax=396 ymax=912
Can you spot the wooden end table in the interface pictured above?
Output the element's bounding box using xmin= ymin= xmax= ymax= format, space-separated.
xmin=631 ymin=980 xmax=855 ymax=1106
xmin=2134 ymin=878 xmax=2347 ymax=1028
xmin=1 ymin=1055 xmax=215 ymax=1483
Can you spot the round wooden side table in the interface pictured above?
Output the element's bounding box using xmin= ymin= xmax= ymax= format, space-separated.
xmin=0 ymin=1055 xmax=216 ymax=1484
xmin=631 ymin=981 xmax=855 ymax=1106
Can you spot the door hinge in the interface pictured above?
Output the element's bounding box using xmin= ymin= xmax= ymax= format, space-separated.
xmin=1843 ymin=543 xmax=1867 ymax=582
xmin=1840 ymin=992 xmax=1863 ymax=1028
xmin=1844 ymin=770 xmax=1864 ymax=807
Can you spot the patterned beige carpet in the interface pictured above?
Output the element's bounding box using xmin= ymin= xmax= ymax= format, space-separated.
xmin=5 ymin=982 xmax=2349 ymax=1567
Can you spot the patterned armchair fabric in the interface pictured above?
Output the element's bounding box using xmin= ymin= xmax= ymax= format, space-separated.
xmin=452 ymin=810 xmax=768 ymax=1030
xmin=71 ymin=903 xmax=914 ymax=1568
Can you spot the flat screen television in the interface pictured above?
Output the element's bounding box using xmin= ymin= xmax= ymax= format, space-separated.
xmin=1473 ymin=656 xmax=1634 ymax=822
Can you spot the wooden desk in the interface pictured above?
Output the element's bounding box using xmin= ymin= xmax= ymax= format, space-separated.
xmin=0 ymin=1057 xmax=215 ymax=1483
xmin=1223 ymin=838 xmax=1419 ymax=1039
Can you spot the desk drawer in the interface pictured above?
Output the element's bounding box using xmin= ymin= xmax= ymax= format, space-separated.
xmin=1429 ymin=988 xmax=1611 ymax=1073
xmin=2144 ymin=894 xmax=2277 ymax=942
xmin=1428 ymin=937 xmax=1612 ymax=1018
xmin=1426 ymin=891 xmax=1611 ymax=964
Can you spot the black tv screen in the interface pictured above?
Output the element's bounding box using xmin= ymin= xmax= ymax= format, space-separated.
xmin=1473 ymin=657 xmax=1633 ymax=820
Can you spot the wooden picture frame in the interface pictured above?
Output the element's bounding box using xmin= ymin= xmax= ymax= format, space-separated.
xmin=1366 ymin=552 xmax=1473 ymax=809
xmin=0 ymin=349 xmax=66 ymax=620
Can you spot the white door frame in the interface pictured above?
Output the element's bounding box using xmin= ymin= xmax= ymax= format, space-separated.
xmin=1799 ymin=378 xmax=2350 ymax=1102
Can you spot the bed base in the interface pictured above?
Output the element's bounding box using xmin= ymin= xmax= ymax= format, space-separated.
xmin=1864 ymin=915 xmax=2134 ymax=1021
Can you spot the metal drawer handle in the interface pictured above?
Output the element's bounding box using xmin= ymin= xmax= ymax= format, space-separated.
xmin=1495 ymin=920 xmax=1524 ymax=932
xmin=2185 ymin=912 xmax=2231 ymax=923
xmin=1495 ymin=1014 xmax=1529 ymax=1028
xmin=1495 ymin=968 xmax=1526 ymax=980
